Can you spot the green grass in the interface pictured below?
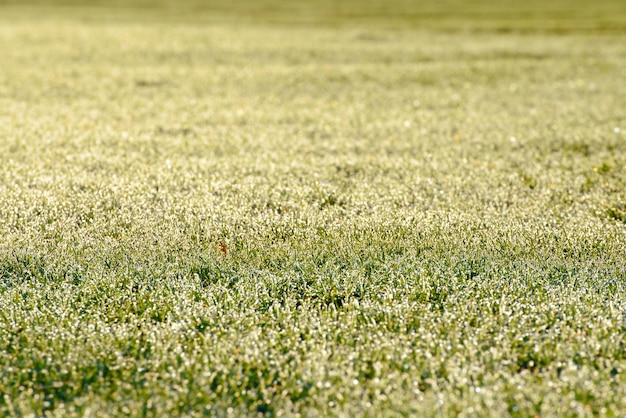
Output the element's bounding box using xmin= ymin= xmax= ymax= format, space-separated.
xmin=1 ymin=0 xmax=626 ymax=416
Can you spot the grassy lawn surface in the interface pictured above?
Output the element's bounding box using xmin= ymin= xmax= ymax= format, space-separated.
xmin=1 ymin=0 xmax=626 ymax=416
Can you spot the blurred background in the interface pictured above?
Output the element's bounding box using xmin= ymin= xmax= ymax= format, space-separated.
xmin=1 ymin=0 xmax=626 ymax=32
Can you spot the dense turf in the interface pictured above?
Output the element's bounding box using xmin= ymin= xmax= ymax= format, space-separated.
xmin=1 ymin=1 xmax=626 ymax=416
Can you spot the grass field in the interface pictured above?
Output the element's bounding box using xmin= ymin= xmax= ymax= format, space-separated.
xmin=1 ymin=0 xmax=626 ymax=416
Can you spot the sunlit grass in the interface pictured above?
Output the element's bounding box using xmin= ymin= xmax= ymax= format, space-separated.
xmin=1 ymin=1 xmax=626 ymax=416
